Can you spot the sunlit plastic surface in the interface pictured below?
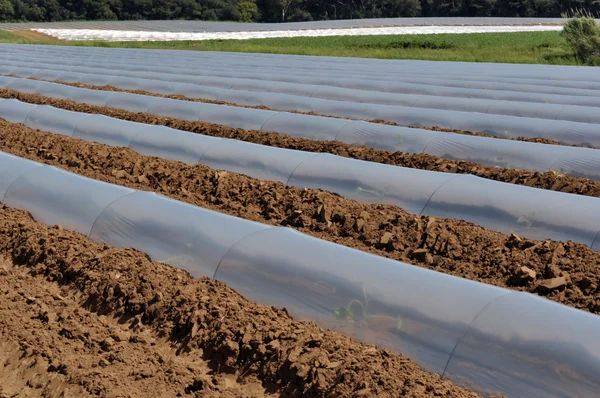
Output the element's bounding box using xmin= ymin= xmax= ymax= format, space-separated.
xmin=196 ymin=103 xmax=277 ymax=130
xmin=0 ymin=99 xmax=37 ymax=123
xmin=261 ymin=112 xmax=349 ymax=140
xmin=129 ymin=125 xmax=222 ymax=165
xmin=288 ymin=154 xmax=454 ymax=214
xmin=29 ymin=69 xmax=64 ymax=81
xmin=175 ymin=84 xmax=225 ymax=100
xmin=23 ymin=105 xmax=93 ymax=137
xmin=199 ymin=140 xmax=315 ymax=183
xmin=551 ymin=148 xmax=600 ymax=181
xmin=147 ymin=98 xmax=203 ymax=120
xmin=71 ymin=87 xmax=114 ymax=107
xmin=215 ymin=227 xmax=508 ymax=374
xmin=77 ymin=73 xmax=113 ymax=86
xmin=217 ymin=89 xmax=277 ymax=107
xmin=0 ymin=152 xmax=43 ymax=201
xmin=104 ymin=92 xmax=161 ymax=113
xmin=6 ymin=78 xmax=42 ymax=94
xmin=55 ymin=71 xmax=86 ymax=83
xmin=89 ymin=191 xmax=269 ymax=277
xmin=261 ymin=93 xmax=315 ymax=112
xmin=445 ymin=293 xmax=600 ymax=398
xmin=35 ymin=82 xmax=81 ymax=100
xmin=337 ymin=121 xmax=441 ymax=153
xmin=424 ymin=134 xmax=564 ymax=171
xmin=422 ymin=175 xmax=600 ymax=245
xmin=73 ymin=114 xmax=148 ymax=147
xmin=3 ymin=166 xmax=133 ymax=236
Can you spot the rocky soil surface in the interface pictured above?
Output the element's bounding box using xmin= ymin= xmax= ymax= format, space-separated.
xmin=1 ymin=118 xmax=599 ymax=315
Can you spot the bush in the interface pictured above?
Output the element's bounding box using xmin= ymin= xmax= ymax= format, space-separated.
xmin=562 ymin=17 xmax=600 ymax=63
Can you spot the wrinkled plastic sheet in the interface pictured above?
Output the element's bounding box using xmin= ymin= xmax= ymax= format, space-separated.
xmin=129 ymin=125 xmax=222 ymax=165
xmin=199 ymin=139 xmax=315 ymax=184
xmin=422 ymin=175 xmax=600 ymax=245
xmin=3 ymin=166 xmax=134 ymax=236
xmin=89 ymin=191 xmax=269 ymax=277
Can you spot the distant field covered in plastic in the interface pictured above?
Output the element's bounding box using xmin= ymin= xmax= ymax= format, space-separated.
xmin=0 ymin=29 xmax=583 ymax=65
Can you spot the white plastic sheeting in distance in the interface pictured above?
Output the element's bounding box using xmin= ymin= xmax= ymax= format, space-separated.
xmin=5 ymin=97 xmax=600 ymax=248
xmin=0 ymin=149 xmax=599 ymax=398
xmin=34 ymin=25 xmax=563 ymax=42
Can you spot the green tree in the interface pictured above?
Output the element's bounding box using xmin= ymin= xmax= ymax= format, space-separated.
xmin=0 ymin=0 xmax=15 ymax=20
xmin=563 ymin=17 xmax=600 ymax=62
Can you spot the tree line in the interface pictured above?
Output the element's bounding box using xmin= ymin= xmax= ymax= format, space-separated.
xmin=0 ymin=0 xmax=597 ymax=24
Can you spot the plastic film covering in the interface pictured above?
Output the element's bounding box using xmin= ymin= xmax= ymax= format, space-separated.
xmin=7 ymin=67 xmax=37 ymax=78
xmin=261 ymin=112 xmax=350 ymax=141
xmin=104 ymin=92 xmax=161 ymax=114
xmin=422 ymin=175 xmax=600 ymax=245
xmin=551 ymin=148 xmax=600 ymax=182
xmin=0 ymin=66 xmax=16 ymax=76
xmin=77 ymin=73 xmax=114 ymax=87
xmin=108 ymin=76 xmax=179 ymax=95
xmin=199 ymin=139 xmax=315 ymax=183
xmin=337 ymin=121 xmax=441 ymax=153
xmin=5 ymin=78 xmax=42 ymax=94
xmin=73 ymin=114 xmax=149 ymax=147
xmin=288 ymin=154 xmax=455 ymax=214
xmin=445 ymin=293 xmax=600 ymax=398
xmin=423 ymin=134 xmax=564 ymax=171
xmin=35 ymin=81 xmax=83 ymax=100
xmin=0 ymin=76 xmax=13 ymax=88
xmin=147 ymin=98 xmax=203 ymax=121
xmin=193 ymin=103 xmax=278 ymax=130
xmin=55 ymin=71 xmax=86 ymax=83
xmin=0 ymin=152 xmax=43 ymax=201
xmin=129 ymin=125 xmax=222 ymax=165
xmin=3 ymin=166 xmax=133 ymax=236
xmin=28 ymin=69 xmax=66 ymax=82
xmin=260 ymin=93 xmax=316 ymax=113
xmin=88 ymin=191 xmax=270 ymax=277
xmin=175 ymin=84 xmax=225 ymax=100
xmin=23 ymin=105 xmax=93 ymax=137
xmin=0 ymin=98 xmax=37 ymax=123
xmin=214 ymin=227 xmax=510 ymax=374
xmin=217 ymin=89 xmax=282 ymax=107
xmin=5 ymin=75 xmax=600 ymax=148
xmin=71 ymin=87 xmax=114 ymax=107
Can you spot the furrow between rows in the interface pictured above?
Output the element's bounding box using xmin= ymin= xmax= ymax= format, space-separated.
xmin=2 ymin=118 xmax=599 ymax=315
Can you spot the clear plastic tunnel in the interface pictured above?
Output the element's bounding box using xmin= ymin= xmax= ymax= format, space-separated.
xmin=421 ymin=175 xmax=600 ymax=245
xmin=6 ymin=98 xmax=600 ymax=248
xmin=5 ymin=75 xmax=600 ymax=148
xmin=3 ymin=166 xmax=134 ymax=236
xmin=88 ymin=191 xmax=270 ymax=277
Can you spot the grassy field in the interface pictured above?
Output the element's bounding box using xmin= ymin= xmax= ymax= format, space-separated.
xmin=0 ymin=29 xmax=585 ymax=65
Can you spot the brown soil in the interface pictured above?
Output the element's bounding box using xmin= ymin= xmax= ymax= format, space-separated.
xmin=0 ymin=204 xmax=479 ymax=398
xmin=29 ymin=79 xmax=586 ymax=148
xmin=12 ymin=30 xmax=64 ymax=43
xmin=3 ymin=89 xmax=600 ymax=198
xmin=2 ymin=119 xmax=600 ymax=316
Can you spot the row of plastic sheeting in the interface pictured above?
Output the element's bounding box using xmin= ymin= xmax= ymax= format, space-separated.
xmin=5 ymin=54 xmax=600 ymax=111
xmin=3 ymin=43 xmax=600 ymax=88
xmin=0 ymin=148 xmax=599 ymax=398
xmin=4 ymin=72 xmax=600 ymax=160
xmin=5 ymin=53 xmax=600 ymax=119
xmin=6 ymin=97 xmax=600 ymax=249
xmin=9 ymin=44 xmax=600 ymax=93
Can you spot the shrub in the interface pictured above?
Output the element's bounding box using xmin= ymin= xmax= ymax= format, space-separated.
xmin=562 ymin=17 xmax=600 ymax=63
